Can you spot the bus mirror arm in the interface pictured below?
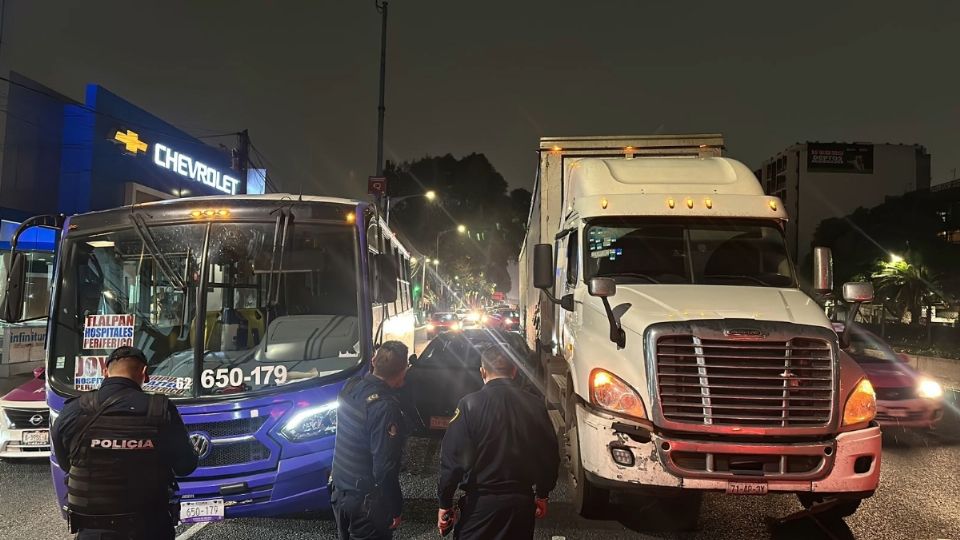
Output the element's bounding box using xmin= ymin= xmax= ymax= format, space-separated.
xmin=0 ymin=214 xmax=64 ymax=324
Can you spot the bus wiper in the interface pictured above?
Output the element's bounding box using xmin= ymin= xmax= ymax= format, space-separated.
xmin=263 ymin=208 xmax=292 ymax=355
xmin=604 ymin=272 xmax=660 ymax=284
xmin=130 ymin=214 xmax=187 ymax=290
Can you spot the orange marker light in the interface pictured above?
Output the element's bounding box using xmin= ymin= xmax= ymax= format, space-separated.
xmin=190 ymin=210 xmax=202 ymax=218
xmin=601 ymin=198 xmax=609 ymax=209
xmin=685 ymin=198 xmax=694 ymax=209
xmin=551 ymin=145 xmax=562 ymax=152
xmin=346 ymin=212 xmax=356 ymax=224
xmin=769 ymin=200 xmax=778 ymax=211
xmin=667 ymin=198 xmax=675 ymax=209
xmin=704 ymin=198 xmax=713 ymax=209
xmin=216 ymin=209 xmax=230 ymax=217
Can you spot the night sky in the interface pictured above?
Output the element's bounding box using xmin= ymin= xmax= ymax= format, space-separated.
xmin=3 ymin=1 xmax=958 ymax=198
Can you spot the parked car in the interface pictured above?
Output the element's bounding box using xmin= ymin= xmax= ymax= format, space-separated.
xmin=403 ymin=329 xmax=538 ymax=435
xmin=0 ymin=367 xmax=50 ymax=458
xmin=426 ymin=312 xmax=462 ymax=339
xmin=483 ymin=308 xmax=520 ymax=332
xmin=834 ymin=323 xmax=945 ymax=429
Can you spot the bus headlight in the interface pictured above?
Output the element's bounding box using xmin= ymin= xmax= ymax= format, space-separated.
xmin=843 ymin=378 xmax=876 ymax=426
xmin=589 ymin=368 xmax=646 ymax=420
xmin=917 ymin=378 xmax=943 ymax=399
xmin=280 ymin=401 xmax=338 ymax=441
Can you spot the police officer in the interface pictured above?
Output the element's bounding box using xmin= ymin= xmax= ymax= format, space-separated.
xmin=437 ymin=345 xmax=559 ymax=539
xmin=51 ymin=346 xmax=198 ymax=540
xmin=330 ymin=340 xmax=409 ymax=540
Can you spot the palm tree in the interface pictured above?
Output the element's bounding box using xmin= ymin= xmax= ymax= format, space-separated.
xmin=871 ymin=260 xmax=942 ymax=326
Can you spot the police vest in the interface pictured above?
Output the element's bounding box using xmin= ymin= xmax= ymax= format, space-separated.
xmin=67 ymin=390 xmax=171 ymax=516
xmin=331 ymin=377 xmax=398 ymax=493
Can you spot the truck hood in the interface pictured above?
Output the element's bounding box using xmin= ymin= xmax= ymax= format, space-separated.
xmin=601 ymin=284 xmax=831 ymax=334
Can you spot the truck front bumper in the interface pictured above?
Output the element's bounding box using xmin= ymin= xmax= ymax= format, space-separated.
xmin=577 ymin=403 xmax=881 ymax=494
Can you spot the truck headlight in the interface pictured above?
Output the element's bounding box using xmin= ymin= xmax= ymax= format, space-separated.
xmin=280 ymin=401 xmax=338 ymax=441
xmin=589 ymin=368 xmax=646 ymax=420
xmin=917 ymin=378 xmax=943 ymax=399
xmin=842 ymin=378 xmax=876 ymax=426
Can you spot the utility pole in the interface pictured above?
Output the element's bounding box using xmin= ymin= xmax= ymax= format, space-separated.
xmin=375 ymin=0 xmax=388 ymax=178
xmin=234 ymin=129 xmax=250 ymax=194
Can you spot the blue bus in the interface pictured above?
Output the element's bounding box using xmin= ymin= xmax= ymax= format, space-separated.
xmin=0 ymin=195 xmax=416 ymax=519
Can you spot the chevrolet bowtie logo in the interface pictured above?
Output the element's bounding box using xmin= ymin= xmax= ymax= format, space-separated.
xmin=114 ymin=129 xmax=148 ymax=155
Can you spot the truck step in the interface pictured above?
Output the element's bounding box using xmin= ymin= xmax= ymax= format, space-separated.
xmin=547 ymin=373 xmax=567 ymax=408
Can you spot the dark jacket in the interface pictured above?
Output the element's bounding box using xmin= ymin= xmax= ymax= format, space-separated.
xmin=438 ymin=378 xmax=559 ymax=508
xmin=52 ymin=377 xmax=198 ymax=479
xmin=332 ymin=374 xmax=407 ymax=518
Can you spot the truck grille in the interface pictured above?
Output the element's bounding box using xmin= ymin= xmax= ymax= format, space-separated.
xmin=656 ymin=335 xmax=834 ymax=428
xmin=3 ymin=407 xmax=50 ymax=429
xmin=204 ymin=440 xmax=270 ymax=467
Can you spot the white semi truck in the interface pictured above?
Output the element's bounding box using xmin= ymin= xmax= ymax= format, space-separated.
xmin=518 ymin=135 xmax=881 ymax=523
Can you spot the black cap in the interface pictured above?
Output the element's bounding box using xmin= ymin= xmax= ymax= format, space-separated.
xmin=106 ymin=346 xmax=148 ymax=366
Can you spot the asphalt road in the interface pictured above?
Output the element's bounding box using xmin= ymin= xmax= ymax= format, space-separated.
xmin=2 ymin=330 xmax=958 ymax=540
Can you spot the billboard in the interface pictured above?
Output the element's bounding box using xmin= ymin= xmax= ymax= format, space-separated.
xmin=807 ymin=143 xmax=874 ymax=174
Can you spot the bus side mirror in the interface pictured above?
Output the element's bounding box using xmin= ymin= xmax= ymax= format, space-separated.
xmin=533 ymin=244 xmax=554 ymax=290
xmin=374 ymin=253 xmax=398 ymax=304
xmin=0 ymin=252 xmax=27 ymax=323
xmin=812 ymin=247 xmax=833 ymax=295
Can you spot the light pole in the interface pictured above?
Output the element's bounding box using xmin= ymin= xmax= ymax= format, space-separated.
xmin=435 ymin=224 xmax=467 ymax=262
xmin=385 ymin=190 xmax=436 ymax=227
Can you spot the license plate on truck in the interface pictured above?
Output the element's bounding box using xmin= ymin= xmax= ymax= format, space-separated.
xmin=180 ymin=499 xmax=225 ymax=524
xmin=430 ymin=416 xmax=451 ymax=429
xmin=22 ymin=430 xmax=48 ymax=445
xmin=726 ymin=482 xmax=768 ymax=495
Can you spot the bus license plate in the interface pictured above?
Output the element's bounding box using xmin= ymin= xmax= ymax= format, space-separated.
xmin=430 ymin=416 xmax=451 ymax=430
xmin=22 ymin=430 xmax=48 ymax=445
xmin=726 ymin=482 xmax=768 ymax=495
xmin=180 ymin=499 xmax=225 ymax=524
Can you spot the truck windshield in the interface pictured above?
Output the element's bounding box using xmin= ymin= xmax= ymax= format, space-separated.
xmin=584 ymin=218 xmax=796 ymax=287
xmin=49 ymin=220 xmax=361 ymax=399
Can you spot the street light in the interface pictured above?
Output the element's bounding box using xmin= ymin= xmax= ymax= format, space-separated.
xmin=385 ymin=190 xmax=439 ymax=226
xmin=435 ymin=225 xmax=467 ymax=261
xmin=457 ymin=224 xmax=466 ymax=234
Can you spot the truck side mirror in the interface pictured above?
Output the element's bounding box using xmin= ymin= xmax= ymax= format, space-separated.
xmin=812 ymin=247 xmax=834 ymax=294
xmin=374 ymin=253 xmax=398 ymax=304
xmin=533 ymin=244 xmax=554 ymax=290
xmin=842 ymin=282 xmax=874 ymax=303
xmin=0 ymin=252 xmax=27 ymax=323
xmin=588 ymin=277 xmax=616 ymax=298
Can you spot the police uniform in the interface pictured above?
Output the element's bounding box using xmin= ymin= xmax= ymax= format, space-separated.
xmin=330 ymin=374 xmax=407 ymax=540
xmin=51 ymin=373 xmax=198 ymax=539
xmin=438 ymin=378 xmax=559 ymax=540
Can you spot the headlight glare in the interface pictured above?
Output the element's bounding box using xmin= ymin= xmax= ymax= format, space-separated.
xmin=589 ymin=368 xmax=646 ymax=420
xmin=917 ymin=378 xmax=943 ymax=399
xmin=843 ymin=378 xmax=876 ymax=426
xmin=280 ymin=401 xmax=338 ymax=441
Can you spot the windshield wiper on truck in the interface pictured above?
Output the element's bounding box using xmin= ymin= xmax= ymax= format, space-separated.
xmin=129 ymin=213 xmax=187 ymax=290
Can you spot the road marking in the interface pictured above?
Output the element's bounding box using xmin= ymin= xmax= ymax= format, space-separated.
xmin=176 ymin=522 xmax=211 ymax=540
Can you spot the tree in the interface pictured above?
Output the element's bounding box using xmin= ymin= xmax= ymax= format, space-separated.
xmin=385 ymin=154 xmax=529 ymax=302
xmin=872 ymin=260 xmax=943 ymax=325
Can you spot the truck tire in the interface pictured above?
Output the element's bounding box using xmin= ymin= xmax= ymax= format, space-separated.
xmin=796 ymin=494 xmax=862 ymax=518
xmin=566 ymin=395 xmax=609 ymax=518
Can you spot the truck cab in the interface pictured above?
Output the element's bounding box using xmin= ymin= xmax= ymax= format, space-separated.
xmin=520 ymin=136 xmax=881 ymax=522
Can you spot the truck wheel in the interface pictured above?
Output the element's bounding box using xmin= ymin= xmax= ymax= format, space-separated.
xmin=796 ymin=494 xmax=862 ymax=518
xmin=566 ymin=397 xmax=609 ymax=518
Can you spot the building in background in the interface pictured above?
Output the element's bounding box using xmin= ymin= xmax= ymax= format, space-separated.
xmin=756 ymin=142 xmax=930 ymax=265
xmin=0 ymin=72 xmax=270 ymax=375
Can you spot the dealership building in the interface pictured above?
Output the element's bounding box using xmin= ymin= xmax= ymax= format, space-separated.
xmin=0 ymin=72 xmax=267 ymax=374
xmin=755 ymin=142 xmax=931 ymax=265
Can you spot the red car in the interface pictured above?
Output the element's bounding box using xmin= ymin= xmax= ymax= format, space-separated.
xmin=426 ymin=312 xmax=462 ymax=339
xmin=835 ymin=323 xmax=945 ymax=429
xmin=483 ymin=308 xmax=520 ymax=332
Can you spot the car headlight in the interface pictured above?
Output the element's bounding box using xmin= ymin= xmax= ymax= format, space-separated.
xmin=451 ymin=322 xmax=461 ymax=331
xmin=843 ymin=378 xmax=876 ymax=426
xmin=917 ymin=378 xmax=943 ymax=399
xmin=280 ymin=401 xmax=338 ymax=442
xmin=426 ymin=323 xmax=435 ymax=331
xmin=589 ymin=368 xmax=646 ymax=420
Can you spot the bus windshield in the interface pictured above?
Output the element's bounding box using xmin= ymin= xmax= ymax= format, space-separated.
xmin=50 ymin=220 xmax=361 ymax=399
